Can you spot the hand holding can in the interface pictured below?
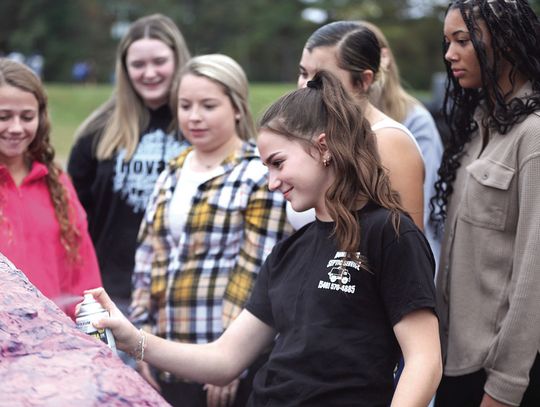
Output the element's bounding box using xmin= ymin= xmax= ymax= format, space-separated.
xmin=76 ymin=293 xmax=117 ymax=353
xmin=80 ymin=287 xmax=142 ymax=356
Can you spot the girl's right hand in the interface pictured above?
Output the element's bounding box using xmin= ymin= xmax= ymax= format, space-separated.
xmin=82 ymin=287 xmax=140 ymax=353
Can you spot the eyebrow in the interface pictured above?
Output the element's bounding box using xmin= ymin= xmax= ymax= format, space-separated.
xmin=449 ymin=29 xmax=469 ymax=36
xmin=0 ymin=108 xmax=37 ymax=112
xmin=178 ymin=97 xmax=219 ymax=102
xmin=263 ymin=152 xmax=280 ymax=166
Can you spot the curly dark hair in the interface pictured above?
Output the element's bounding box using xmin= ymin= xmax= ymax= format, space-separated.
xmin=431 ymin=0 xmax=540 ymax=225
xmin=0 ymin=58 xmax=81 ymax=261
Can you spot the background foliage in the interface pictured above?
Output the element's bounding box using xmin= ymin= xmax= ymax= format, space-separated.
xmin=0 ymin=1 xmax=484 ymax=88
xmin=3 ymin=0 xmax=539 ymax=88
xmin=4 ymin=0 xmax=538 ymax=160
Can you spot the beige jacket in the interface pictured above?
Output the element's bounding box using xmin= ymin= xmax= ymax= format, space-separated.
xmin=437 ymin=83 xmax=540 ymax=406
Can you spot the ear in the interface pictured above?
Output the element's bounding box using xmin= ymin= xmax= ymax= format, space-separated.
xmin=233 ymin=106 xmax=241 ymax=122
xmin=315 ymin=132 xmax=329 ymax=154
xmin=360 ymin=69 xmax=375 ymax=92
xmin=380 ymin=47 xmax=391 ymax=71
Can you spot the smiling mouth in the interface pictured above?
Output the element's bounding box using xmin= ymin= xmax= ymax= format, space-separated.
xmin=0 ymin=137 xmax=26 ymax=142
xmin=141 ymin=81 xmax=162 ymax=87
xmin=282 ymin=187 xmax=293 ymax=198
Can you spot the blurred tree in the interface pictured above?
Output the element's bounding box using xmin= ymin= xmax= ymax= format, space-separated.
xmin=0 ymin=0 xmax=116 ymax=82
xmin=2 ymin=0 xmax=537 ymax=87
xmin=120 ymin=0 xmax=315 ymax=81
xmin=316 ymin=0 xmax=446 ymax=90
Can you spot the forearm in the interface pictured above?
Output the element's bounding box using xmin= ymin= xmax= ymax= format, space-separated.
xmin=391 ymin=355 xmax=441 ymax=406
xmin=393 ymin=310 xmax=442 ymax=407
xmin=137 ymin=309 xmax=272 ymax=386
xmin=142 ymin=334 xmax=241 ymax=385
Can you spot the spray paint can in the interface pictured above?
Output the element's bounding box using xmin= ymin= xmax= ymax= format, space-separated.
xmin=76 ymin=293 xmax=117 ymax=353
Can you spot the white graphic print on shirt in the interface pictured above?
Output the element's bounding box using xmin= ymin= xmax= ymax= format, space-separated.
xmin=317 ymin=251 xmax=361 ymax=294
xmin=113 ymin=130 xmax=183 ymax=213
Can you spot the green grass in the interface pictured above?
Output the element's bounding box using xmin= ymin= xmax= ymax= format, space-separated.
xmin=46 ymin=82 xmax=431 ymax=162
xmin=46 ymin=82 xmax=295 ymax=161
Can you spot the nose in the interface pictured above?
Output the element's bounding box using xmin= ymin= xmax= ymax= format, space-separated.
xmin=8 ymin=117 xmax=23 ymax=133
xmin=267 ymin=170 xmax=281 ymax=192
xmin=142 ymin=64 xmax=157 ymax=78
xmin=188 ymin=106 xmax=201 ymax=121
xmin=297 ymin=76 xmax=310 ymax=89
xmin=445 ymin=42 xmax=457 ymax=63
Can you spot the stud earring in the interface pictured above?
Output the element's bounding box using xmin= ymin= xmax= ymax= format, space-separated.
xmin=323 ymin=157 xmax=330 ymax=167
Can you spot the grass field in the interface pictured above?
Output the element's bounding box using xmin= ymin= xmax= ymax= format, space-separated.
xmin=46 ymin=82 xmax=296 ymax=161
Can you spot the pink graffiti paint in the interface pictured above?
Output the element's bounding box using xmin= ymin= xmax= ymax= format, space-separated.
xmin=0 ymin=253 xmax=170 ymax=406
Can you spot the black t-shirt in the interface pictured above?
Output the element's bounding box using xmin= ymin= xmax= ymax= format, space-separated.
xmin=245 ymin=203 xmax=436 ymax=407
xmin=67 ymin=105 xmax=186 ymax=300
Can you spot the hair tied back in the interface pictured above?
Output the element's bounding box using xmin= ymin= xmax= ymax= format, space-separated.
xmin=307 ymin=76 xmax=323 ymax=90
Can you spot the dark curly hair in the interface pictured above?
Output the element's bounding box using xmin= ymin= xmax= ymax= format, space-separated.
xmin=0 ymin=58 xmax=81 ymax=262
xmin=431 ymin=0 xmax=540 ymax=225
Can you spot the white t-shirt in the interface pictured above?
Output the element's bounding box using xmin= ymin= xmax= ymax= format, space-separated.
xmin=169 ymin=151 xmax=221 ymax=240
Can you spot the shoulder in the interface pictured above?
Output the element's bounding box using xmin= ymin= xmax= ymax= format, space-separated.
xmin=266 ymin=222 xmax=316 ymax=259
xmin=58 ymin=170 xmax=81 ymax=197
xmin=234 ymin=142 xmax=269 ymax=183
xmin=72 ymin=129 xmax=99 ymax=150
xmin=360 ymin=205 xmax=420 ymax=244
xmin=360 ymin=205 xmax=434 ymax=271
xmin=56 ymin=170 xmax=88 ymax=217
xmin=168 ymin=147 xmax=191 ymax=170
xmin=403 ymin=103 xmax=436 ymax=127
xmin=403 ymin=104 xmax=440 ymax=138
xmin=514 ymin=111 xmax=540 ymax=140
xmin=373 ymin=118 xmax=422 ymax=155
xmin=507 ymin=112 xmax=540 ymax=161
xmin=70 ymin=121 xmax=105 ymax=158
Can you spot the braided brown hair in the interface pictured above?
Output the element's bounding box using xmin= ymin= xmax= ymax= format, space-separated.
xmin=0 ymin=58 xmax=81 ymax=261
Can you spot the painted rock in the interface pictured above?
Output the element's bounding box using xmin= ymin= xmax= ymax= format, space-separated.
xmin=0 ymin=252 xmax=170 ymax=406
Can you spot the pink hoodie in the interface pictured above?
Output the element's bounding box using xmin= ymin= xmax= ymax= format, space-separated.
xmin=0 ymin=162 xmax=101 ymax=317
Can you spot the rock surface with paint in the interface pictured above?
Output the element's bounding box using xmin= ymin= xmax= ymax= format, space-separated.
xmin=0 ymin=253 xmax=170 ymax=406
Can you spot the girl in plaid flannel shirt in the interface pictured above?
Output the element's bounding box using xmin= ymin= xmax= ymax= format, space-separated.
xmin=129 ymin=54 xmax=292 ymax=406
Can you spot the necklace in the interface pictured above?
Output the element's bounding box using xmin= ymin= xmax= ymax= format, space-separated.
xmin=191 ymin=139 xmax=241 ymax=171
xmin=191 ymin=152 xmax=223 ymax=171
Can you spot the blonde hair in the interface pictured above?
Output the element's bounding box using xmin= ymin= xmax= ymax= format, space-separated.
xmin=359 ymin=21 xmax=420 ymax=123
xmin=180 ymin=54 xmax=256 ymax=141
xmin=75 ymin=14 xmax=191 ymax=160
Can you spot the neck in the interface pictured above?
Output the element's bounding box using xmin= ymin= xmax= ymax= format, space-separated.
xmin=192 ymin=136 xmax=242 ymax=172
xmin=2 ymin=156 xmax=31 ymax=186
xmin=362 ymin=101 xmax=386 ymax=125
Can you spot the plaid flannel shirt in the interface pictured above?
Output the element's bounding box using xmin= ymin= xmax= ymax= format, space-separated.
xmin=130 ymin=142 xmax=291 ymax=348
